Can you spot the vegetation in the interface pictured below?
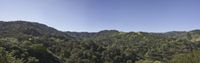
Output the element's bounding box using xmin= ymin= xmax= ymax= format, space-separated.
xmin=0 ymin=21 xmax=200 ymax=63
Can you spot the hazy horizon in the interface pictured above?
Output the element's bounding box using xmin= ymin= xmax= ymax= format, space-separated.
xmin=0 ymin=0 xmax=200 ymax=32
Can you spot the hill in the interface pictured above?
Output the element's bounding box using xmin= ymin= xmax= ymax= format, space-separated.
xmin=0 ymin=21 xmax=75 ymax=63
xmin=0 ymin=21 xmax=200 ymax=63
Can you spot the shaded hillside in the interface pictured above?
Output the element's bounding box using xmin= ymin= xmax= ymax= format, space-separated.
xmin=0 ymin=21 xmax=73 ymax=38
xmin=0 ymin=21 xmax=75 ymax=63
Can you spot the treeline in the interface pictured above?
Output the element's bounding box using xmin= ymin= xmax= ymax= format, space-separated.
xmin=0 ymin=21 xmax=200 ymax=63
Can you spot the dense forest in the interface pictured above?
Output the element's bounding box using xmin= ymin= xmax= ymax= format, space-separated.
xmin=0 ymin=21 xmax=200 ymax=63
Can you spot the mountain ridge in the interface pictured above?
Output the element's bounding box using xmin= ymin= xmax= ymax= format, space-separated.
xmin=1 ymin=21 xmax=199 ymax=34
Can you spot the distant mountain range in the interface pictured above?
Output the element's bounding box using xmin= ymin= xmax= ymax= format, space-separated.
xmin=1 ymin=21 xmax=200 ymax=40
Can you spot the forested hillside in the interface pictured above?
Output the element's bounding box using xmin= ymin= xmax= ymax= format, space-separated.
xmin=0 ymin=21 xmax=200 ymax=63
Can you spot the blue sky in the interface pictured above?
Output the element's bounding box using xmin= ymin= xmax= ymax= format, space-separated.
xmin=0 ymin=0 xmax=200 ymax=32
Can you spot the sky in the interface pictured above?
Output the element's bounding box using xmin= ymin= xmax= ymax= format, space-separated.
xmin=0 ymin=0 xmax=200 ymax=32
